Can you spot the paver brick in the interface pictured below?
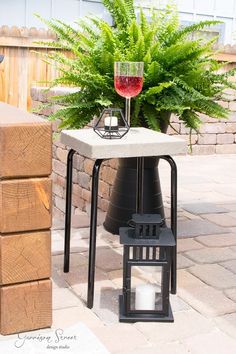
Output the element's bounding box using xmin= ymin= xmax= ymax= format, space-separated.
xmin=95 ymin=323 xmax=148 ymax=353
xmin=178 ymin=219 xmax=227 ymax=238
xmin=84 ymin=158 xmax=94 ymax=175
xmin=135 ymin=310 xmax=214 ymax=343
xmin=184 ymin=247 xmax=236 ymax=264
xmin=177 ymin=254 xmax=195 ymax=269
xmin=189 ymin=264 xmax=236 ymax=289
xmin=177 ymin=238 xmax=204 ymax=253
xmin=229 ymin=101 xmax=236 ymax=111
xmin=223 ymin=203 xmax=236 ymax=212
xmin=202 ymin=213 xmax=236 ymax=227
xmin=169 ymin=294 xmax=191 ymax=312
xmin=198 ymin=134 xmax=216 ymax=145
xmin=54 ymin=195 xmax=66 ymax=213
xmin=220 ymin=259 xmax=236 ymax=274
xmin=53 ymin=306 xmax=104 ymax=331
xmin=214 ymin=313 xmax=236 ymax=341
xmin=108 ymin=159 xmax=118 ymax=169
xmin=98 ymin=180 xmax=110 ymax=199
xmin=73 ymin=154 xmax=84 ymax=171
xmin=78 ymin=171 xmax=91 ymax=189
xmin=124 ymin=342 xmax=192 ymax=354
xmin=52 ymin=288 xmax=83 ymax=310
xmin=178 ymin=270 xmax=236 ymax=317
xmin=56 ymin=147 xmax=68 ymax=164
xmin=196 ymin=233 xmax=236 ymax=247
xmin=216 ymin=144 xmax=236 ymax=154
xmin=199 ymin=123 xmax=226 ymax=134
xmin=191 ymin=145 xmax=216 ymax=155
xmin=217 ymin=100 xmax=229 ymax=109
xmin=53 ymin=183 xmax=64 ymax=198
xmin=183 ymin=329 xmax=236 ymax=354
xmin=52 ymin=253 xmax=88 ymax=270
xmin=52 ymin=159 xmax=66 ymax=177
xmin=224 ymin=288 xmax=236 ymax=302
xmin=226 ymin=122 xmax=236 ymax=133
xmin=85 ymin=248 xmax=123 ymax=272
xmin=98 ymin=197 xmax=109 ymax=212
xmin=182 ymin=203 xmax=228 ymax=214
xmin=217 ymin=133 xmax=234 ymax=144
xmin=53 ymin=206 xmax=64 ymax=223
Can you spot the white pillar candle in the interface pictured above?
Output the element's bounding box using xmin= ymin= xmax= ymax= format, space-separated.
xmin=135 ymin=284 xmax=156 ymax=310
xmin=104 ymin=116 xmax=118 ymax=127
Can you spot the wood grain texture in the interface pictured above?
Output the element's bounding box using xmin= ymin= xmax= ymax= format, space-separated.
xmin=0 ymin=102 xmax=52 ymax=178
xmin=0 ymin=27 xmax=58 ymax=110
xmin=0 ymin=177 xmax=52 ymax=233
xmin=0 ymin=231 xmax=51 ymax=285
xmin=0 ymin=279 xmax=52 ymax=335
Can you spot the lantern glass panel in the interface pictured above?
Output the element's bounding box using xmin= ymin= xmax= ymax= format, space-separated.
xmin=129 ymin=264 xmax=164 ymax=313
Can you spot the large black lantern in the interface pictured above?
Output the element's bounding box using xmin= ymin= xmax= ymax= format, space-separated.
xmin=119 ymin=214 xmax=175 ymax=322
xmin=93 ymin=108 xmax=129 ymax=139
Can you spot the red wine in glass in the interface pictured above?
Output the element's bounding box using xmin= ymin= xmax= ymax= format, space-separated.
xmin=114 ymin=75 xmax=144 ymax=98
xmin=114 ymin=62 xmax=144 ymax=126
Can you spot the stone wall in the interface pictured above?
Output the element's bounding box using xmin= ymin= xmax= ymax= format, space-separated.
xmin=31 ymin=86 xmax=236 ymax=219
xmin=168 ymin=94 xmax=236 ymax=155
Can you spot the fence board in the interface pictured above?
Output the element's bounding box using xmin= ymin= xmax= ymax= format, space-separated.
xmin=0 ymin=26 xmax=59 ymax=111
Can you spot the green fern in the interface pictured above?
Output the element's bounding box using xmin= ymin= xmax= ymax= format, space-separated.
xmin=37 ymin=0 xmax=234 ymax=132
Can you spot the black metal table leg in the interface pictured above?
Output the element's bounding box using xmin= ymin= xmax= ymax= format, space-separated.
xmin=64 ymin=149 xmax=76 ymax=273
xmin=87 ymin=159 xmax=104 ymax=309
xmin=160 ymin=156 xmax=177 ymax=294
xmin=136 ymin=157 xmax=144 ymax=214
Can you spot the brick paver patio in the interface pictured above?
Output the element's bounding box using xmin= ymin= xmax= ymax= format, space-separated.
xmin=1 ymin=154 xmax=236 ymax=353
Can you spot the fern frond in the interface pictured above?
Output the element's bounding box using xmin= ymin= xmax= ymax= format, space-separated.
xmin=37 ymin=2 xmax=233 ymax=132
xmin=166 ymin=20 xmax=223 ymax=46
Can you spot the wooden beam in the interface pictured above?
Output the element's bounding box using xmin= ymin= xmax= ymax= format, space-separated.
xmin=0 ymin=102 xmax=52 ymax=178
xmin=0 ymin=178 xmax=52 ymax=233
xmin=0 ymin=231 xmax=51 ymax=285
xmin=0 ymin=279 xmax=52 ymax=335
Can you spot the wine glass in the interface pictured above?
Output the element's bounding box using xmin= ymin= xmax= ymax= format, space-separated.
xmin=114 ymin=62 xmax=144 ymax=126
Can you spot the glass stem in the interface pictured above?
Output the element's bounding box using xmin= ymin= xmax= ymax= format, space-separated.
xmin=125 ymin=97 xmax=131 ymax=126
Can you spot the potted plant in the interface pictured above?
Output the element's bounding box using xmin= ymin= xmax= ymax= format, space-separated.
xmin=38 ymin=0 xmax=236 ymax=233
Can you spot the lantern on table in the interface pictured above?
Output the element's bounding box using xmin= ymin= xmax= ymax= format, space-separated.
xmin=119 ymin=213 xmax=175 ymax=322
xmin=93 ymin=108 xmax=129 ymax=139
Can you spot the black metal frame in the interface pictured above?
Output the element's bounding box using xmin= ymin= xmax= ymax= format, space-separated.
xmin=119 ymin=244 xmax=173 ymax=322
xmin=93 ymin=108 xmax=130 ymax=139
xmin=160 ymin=156 xmax=177 ymax=294
xmin=63 ymin=150 xmax=177 ymax=309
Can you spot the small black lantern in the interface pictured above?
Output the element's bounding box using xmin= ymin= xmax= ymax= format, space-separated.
xmin=93 ymin=108 xmax=129 ymax=139
xmin=119 ymin=221 xmax=175 ymax=322
xmin=129 ymin=213 xmax=162 ymax=239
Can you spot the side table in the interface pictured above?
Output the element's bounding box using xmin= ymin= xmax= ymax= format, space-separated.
xmin=60 ymin=127 xmax=186 ymax=309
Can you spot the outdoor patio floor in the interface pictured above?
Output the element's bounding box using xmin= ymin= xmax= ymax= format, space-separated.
xmin=1 ymin=153 xmax=236 ymax=353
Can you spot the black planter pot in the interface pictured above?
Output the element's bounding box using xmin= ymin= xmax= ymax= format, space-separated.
xmin=103 ymin=157 xmax=165 ymax=235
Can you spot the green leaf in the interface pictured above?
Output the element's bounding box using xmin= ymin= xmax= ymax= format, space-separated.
xmin=95 ymin=98 xmax=113 ymax=106
xmin=145 ymin=82 xmax=173 ymax=96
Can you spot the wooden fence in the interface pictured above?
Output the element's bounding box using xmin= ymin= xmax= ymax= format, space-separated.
xmin=0 ymin=26 xmax=60 ymax=111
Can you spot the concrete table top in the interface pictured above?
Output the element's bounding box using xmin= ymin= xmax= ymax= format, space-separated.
xmin=61 ymin=127 xmax=187 ymax=159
